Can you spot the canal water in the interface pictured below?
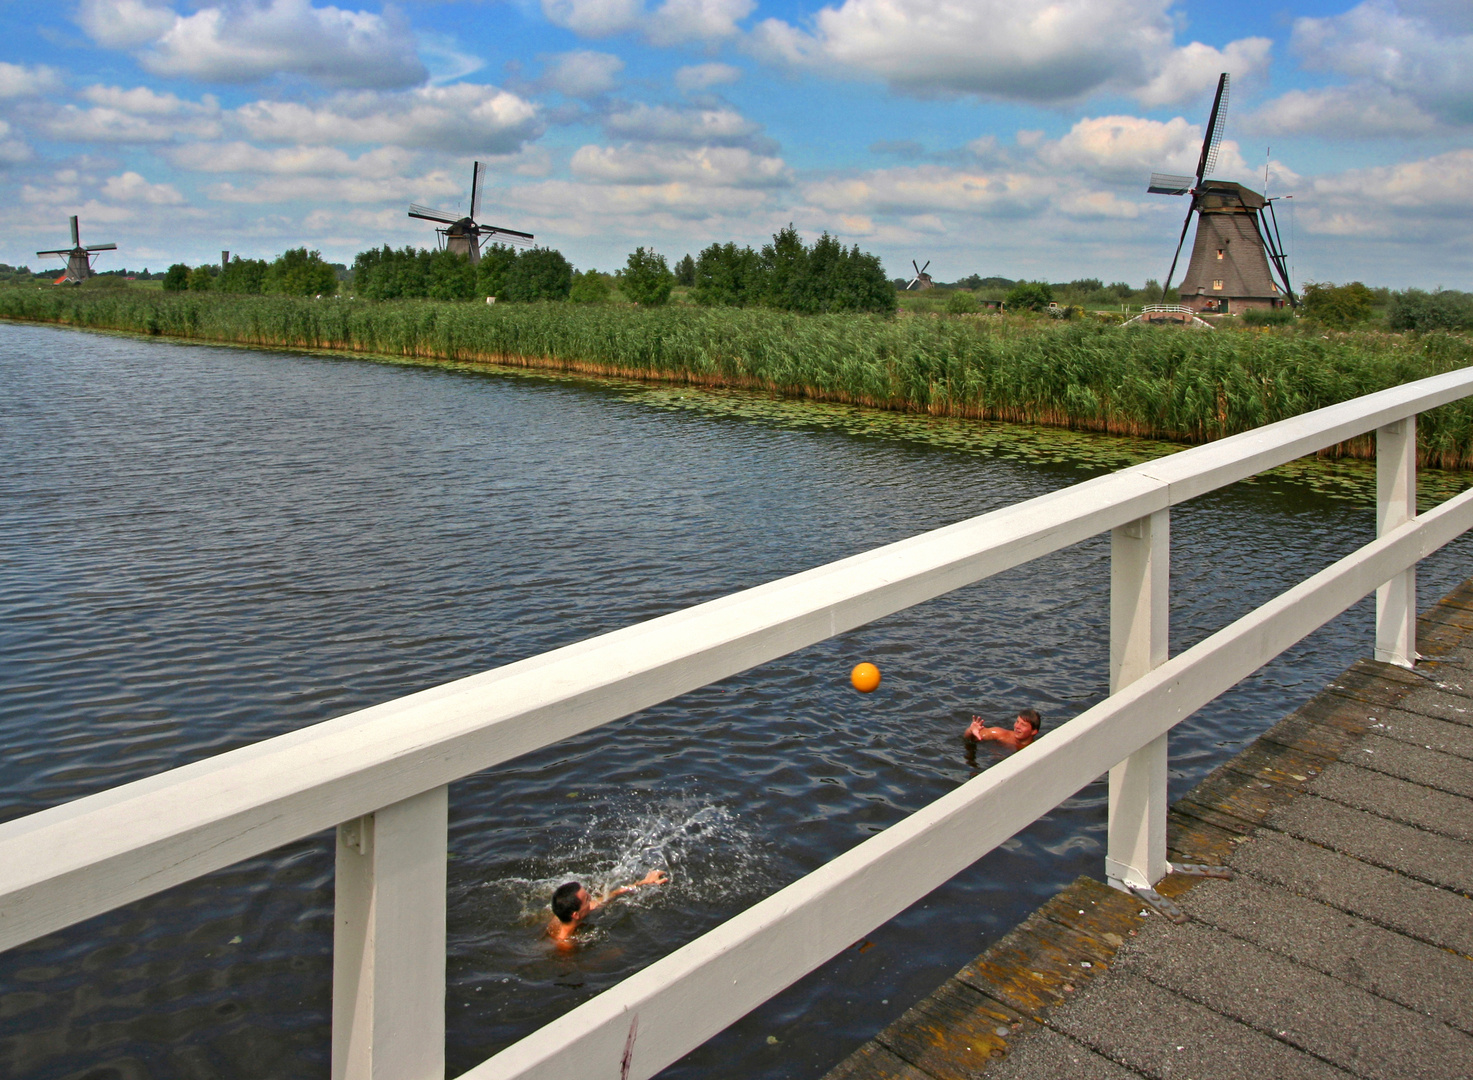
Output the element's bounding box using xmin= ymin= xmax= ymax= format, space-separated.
xmin=2 ymin=322 xmax=1469 ymax=1080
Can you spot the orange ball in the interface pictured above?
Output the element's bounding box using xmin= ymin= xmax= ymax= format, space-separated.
xmin=851 ymin=662 xmax=881 ymax=693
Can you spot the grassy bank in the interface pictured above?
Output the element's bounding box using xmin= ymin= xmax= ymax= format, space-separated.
xmin=4 ymin=287 xmax=1472 ymax=466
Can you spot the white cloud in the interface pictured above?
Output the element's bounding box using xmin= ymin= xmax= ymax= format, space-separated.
xmin=1134 ymin=38 xmax=1271 ymax=109
xmin=77 ymin=0 xmax=428 ymax=90
xmin=235 ymin=83 xmax=542 ymax=152
xmin=1310 ymin=148 xmax=1473 ymax=212
xmin=102 ymin=171 xmax=186 ymax=205
xmin=207 ymin=173 xmax=460 ymax=205
xmin=571 ymin=144 xmax=790 ymax=187
xmin=75 ymin=0 xmax=175 ymax=48
xmin=1056 ymin=190 xmax=1141 ymax=219
xmin=40 ymin=102 xmax=223 ymax=143
xmin=1249 ymin=86 xmax=1438 ymax=139
xmin=604 ymin=103 xmax=763 ymax=146
xmin=751 ymin=0 xmax=1270 ymax=106
xmin=540 ymin=0 xmax=751 ymax=44
xmin=0 ymin=120 xmax=32 ymax=167
xmin=675 ymin=62 xmax=741 ymax=92
xmin=647 ymin=0 xmax=754 ymax=45
xmin=539 ymin=51 xmax=624 ymax=98
xmin=0 ymin=62 xmax=63 ymax=99
xmin=165 ymin=141 xmax=418 ymax=177
xmin=541 ymin=0 xmax=643 ymax=37
xmin=1293 ymin=1 xmax=1473 ymax=126
xmin=804 ymin=163 xmax=1052 ymax=218
xmin=81 ymin=84 xmax=220 ymax=116
xmin=1037 ymin=115 xmax=1248 ymax=185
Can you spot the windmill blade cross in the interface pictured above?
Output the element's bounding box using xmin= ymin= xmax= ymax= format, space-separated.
xmin=408 ymin=204 xmax=460 ymax=225
xmin=470 ymin=161 xmax=486 ymax=222
xmin=1196 ymin=73 xmax=1230 ymax=183
xmin=69 ymin=216 xmax=80 ymax=247
xmin=1161 ymin=201 xmax=1196 ymax=301
xmin=86 ymin=243 xmax=117 ymax=252
xmin=1148 ymin=172 xmax=1195 ymax=195
xmin=479 ymin=224 xmax=534 ymax=249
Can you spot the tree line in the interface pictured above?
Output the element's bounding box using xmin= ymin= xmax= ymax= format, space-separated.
xmin=164 ymin=249 xmax=341 ymax=296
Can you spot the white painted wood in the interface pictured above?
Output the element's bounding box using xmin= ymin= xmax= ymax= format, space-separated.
xmin=1376 ymin=418 xmax=1418 ymax=667
xmin=333 ymin=786 xmax=448 ymax=1080
xmin=2 ymin=368 xmax=1472 ymax=961
xmin=458 ymin=487 xmax=1473 ymax=1080
xmin=1107 ymin=510 xmax=1170 ymax=890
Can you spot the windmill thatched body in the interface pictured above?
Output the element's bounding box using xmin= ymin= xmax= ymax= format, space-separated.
xmin=1147 ymin=74 xmax=1295 ymax=315
xmin=408 ymin=162 xmax=533 ymax=264
xmin=906 ymin=259 xmax=933 ymax=290
xmin=36 ymin=216 xmax=116 ymax=284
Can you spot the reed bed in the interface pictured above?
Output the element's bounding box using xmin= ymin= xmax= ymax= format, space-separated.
xmin=5 ymin=288 xmax=1472 ymax=467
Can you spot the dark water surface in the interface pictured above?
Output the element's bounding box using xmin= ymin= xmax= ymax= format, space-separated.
xmin=2 ymin=323 xmax=1469 ymax=1080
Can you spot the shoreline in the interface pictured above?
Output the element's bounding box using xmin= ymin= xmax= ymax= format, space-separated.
xmin=4 ymin=292 xmax=1472 ymax=466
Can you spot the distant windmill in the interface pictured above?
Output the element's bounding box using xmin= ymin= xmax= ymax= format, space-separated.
xmin=36 ymin=215 xmax=116 ymax=284
xmin=906 ymin=260 xmax=933 ymax=290
xmin=408 ymin=162 xmax=534 ymax=264
xmin=1147 ymin=73 xmax=1295 ymax=314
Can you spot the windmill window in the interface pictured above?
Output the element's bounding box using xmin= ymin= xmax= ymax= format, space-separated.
xmin=1212 ymin=280 xmax=1224 ymax=291
xmin=1216 ymin=249 xmax=1224 ymax=259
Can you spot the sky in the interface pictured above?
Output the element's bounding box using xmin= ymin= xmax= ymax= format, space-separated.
xmin=0 ymin=0 xmax=1469 ymax=288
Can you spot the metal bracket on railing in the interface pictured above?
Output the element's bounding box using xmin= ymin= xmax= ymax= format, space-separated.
xmin=1167 ymin=861 xmax=1234 ymax=880
xmin=338 ymin=815 xmax=373 ymax=856
xmin=1126 ymin=884 xmax=1189 ymax=924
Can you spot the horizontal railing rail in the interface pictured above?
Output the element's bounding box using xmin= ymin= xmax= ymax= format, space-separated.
xmin=4 ymin=365 xmax=1472 ymax=1080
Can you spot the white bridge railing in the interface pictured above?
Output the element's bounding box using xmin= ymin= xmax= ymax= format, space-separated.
xmin=5 ymin=369 xmax=1473 ymax=1080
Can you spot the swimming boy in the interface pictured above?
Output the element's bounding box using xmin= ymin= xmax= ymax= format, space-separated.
xmin=547 ymin=869 xmax=669 ymax=947
xmin=965 ymin=708 xmax=1042 ymax=752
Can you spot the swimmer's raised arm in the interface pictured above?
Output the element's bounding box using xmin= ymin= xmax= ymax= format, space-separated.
xmin=599 ymin=869 xmax=669 ymax=905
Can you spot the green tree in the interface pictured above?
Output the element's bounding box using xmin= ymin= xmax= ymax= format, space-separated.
xmin=622 ymin=247 xmax=674 ymax=306
xmin=267 ymin=248 xmax=338 ymax=296
xmin=187 ymin=264 xmax=215 ymax=291
xmin=759 ymin=225 xmax=808 ymax=310
xmin=693 ymin=242 xmax=760 ymax=307
xmin=217 ymin=256 xmax=268 ymax=294
xmin=1004 ymin=280 xmax=1054 ymax=311
xmin=427 ymin=248 xmax=477 ymax=300
xmin=674 ymin=253 xmax=696 ymax=287
xmin=1387 ymin=288 xmax=1473 ymax=332
xmin=569 ymin=269 xmax=612 ymax=304
xmin=1301 ymin=281 xmax=1374 ymax=329
xmin=162 ymin=263 xmax=190 ymax=292
xmin=476 ymin=245 xmax=518 ymax=299
xmin=502 ymin=247 xmax=572 ymax=301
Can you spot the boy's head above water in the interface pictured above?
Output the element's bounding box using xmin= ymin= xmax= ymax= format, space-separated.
xmin=552 ymin=881 xmax=591 ymax=924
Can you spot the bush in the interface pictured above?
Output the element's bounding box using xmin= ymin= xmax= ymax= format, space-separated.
xmin=187 ymin=265 xmax=216 ymax=291
xmin=1302 ymin=281 xmax=1374 ymax=329
xmin=1242 ymin=307 xmax=1295 ymax=327
xmin=162 ymin=263 xmax=190 ymax=292
xmin=427 ymin=248 xmax=477 ymax=301
xmin=476 ymin=245 xmax=518 ymax=300
xmin=1004 ymin=281 xmax=1053 ymax=312
xmin=1387 ymin=289 xmax=1473 ymax=333
xmin=622 ymin=247 xmax=675 ymax=306
xmin=569 ymin=269 xmax=612 ymax=304
xmin=945 ymin=290 xmax=980 ymax=315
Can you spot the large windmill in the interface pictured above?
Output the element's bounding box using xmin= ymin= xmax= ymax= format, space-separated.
xmin=408 ymin=162 xmax=534 ymax=264
xmin=906 ymin=259 xmax=933 ymax=290
xmin=1147 ymin=74 xmax=1295 ymax=314
xmin=36 ymin=215 xmax=116 ymax=284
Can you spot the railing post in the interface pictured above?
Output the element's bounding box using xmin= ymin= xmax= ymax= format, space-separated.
xmin=333 ymin=785 xmax=448 ymax=1080
xmin=1106 ymin=509 xmax=1169 ymax=891
xmin=1377 ymin=417 xmax=1417 ymax=667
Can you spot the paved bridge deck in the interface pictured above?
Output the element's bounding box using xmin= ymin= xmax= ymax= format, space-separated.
xmin=825 ymin=580 xmax=1473 ymax=1080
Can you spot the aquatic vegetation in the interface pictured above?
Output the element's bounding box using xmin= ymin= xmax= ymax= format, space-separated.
xmin=3 ymin=287 xmax=1471 ymax=466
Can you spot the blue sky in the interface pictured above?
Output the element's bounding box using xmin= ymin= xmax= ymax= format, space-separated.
xmin=1 ymin=0 xmax=1469 ymax=287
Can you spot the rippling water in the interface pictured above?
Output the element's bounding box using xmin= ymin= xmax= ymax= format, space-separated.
xmin=2 ymin=322 xmax=1469 ymax=1080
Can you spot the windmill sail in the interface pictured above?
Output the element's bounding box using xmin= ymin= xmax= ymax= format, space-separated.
xmin=470 ymin=162 xmax=487 ymax=222
xmin=408 ymin=204 xmax=461 ymax=224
